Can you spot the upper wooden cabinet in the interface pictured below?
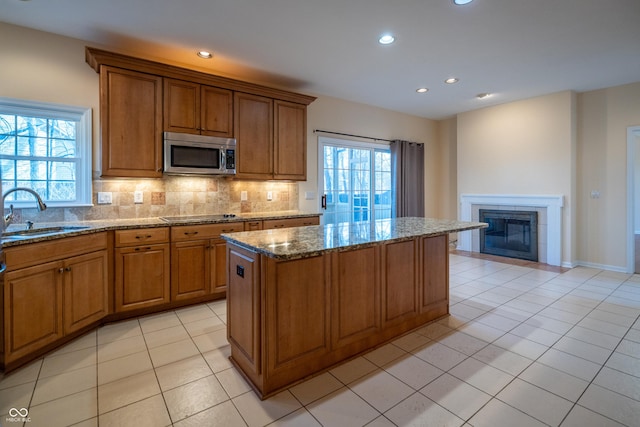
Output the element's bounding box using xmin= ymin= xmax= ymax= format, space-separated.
xmin=164 ymin=79 xmax=233 ymax=137
xmin=99 ymin=66 xmax=163 ymax=178
xmin=86 ymin=47 xmax=315 ymax=180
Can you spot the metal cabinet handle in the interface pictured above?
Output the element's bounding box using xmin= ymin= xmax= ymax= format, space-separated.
xmin=65 ymin=267 xmax=72 ymax=272
xmin=184 ymin=231 xmax=199 ymax=236
xmin=58 ymin=268 xmax=64 ymax=274
xmin=321 ymin=194 xmax=327 ymax=209
xmin=135 ymin=235 xmax=153 ymax=239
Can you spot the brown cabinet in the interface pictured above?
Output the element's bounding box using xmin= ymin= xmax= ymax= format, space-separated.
xmin=234 ymin=92 xmax=274 ymax=179
xmin=171 ymin=222 xmax=244 ymax=299
xmin=114 ymin=228 xmax=170 ymax=312
xmin=263 ymin=216 xmax=320 ymax=230
xmin=3 ymin=233 xmax=109 ymax=365
xmin=274 ymin=100 xmax=307 ymax=180
xmin=244 ymin=220 xmax=263 ymax=231
xmin=164 ymin=79 xmax=233 ymax=137
xmin=100 ymin=66 xmax=163 ymax=178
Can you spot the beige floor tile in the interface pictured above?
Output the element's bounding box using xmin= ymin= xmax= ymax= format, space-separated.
xmin=173 ymin=400 xmax=246 ymax=427
xmin=497 ymin=378 xmax=573 ymax=426
xmin=207 ymin=299 xmax=227 ymax=315
xmin=32 ymin=365 xmax=96 ymax=405
xmin=578 ymin=384 xmax=640 ymax=427
xmin=438 ymin=330 xmax=489 ymax=356
xmin=616 ymin=338 xmax=640 ymax=358
xmin=552 ymin=336 xmax=613 ymax=364
xmin=349 ymin=369 xmax=413 ymax=413
xmin=0 ymin=359 xmax=42 ymax=390
xmin=563 ymin=325 xmax=621 ymax=350
xmin=175 ymin=305 xmax=216 ymax=324
xmin=98 ymin=350 xmax=153 ymax=385
xmin=391 ymin=331 xmax=431 ymax=352
xmin=233 ymin=390 xmax=302 ymax=427
xmin=72 ymin=417 xmax=98 ymax=427
xmin=47 ymin=331 xmax=96 ymax=357
xmin=155 ymin=354 xmax=213 ymax=391
xmin=215 ymin=367 xmax=252 ymax=398
xmin=97 ymin=319 xmax=142 ymax=345
xmin=367 ymin=415 xmax=396 ymax=426
xmin=492 ymin=333 xmax=548 ymax=360
xmin=39 ymin=347 xmax=96 ymax=379
xmin=469 ymin=398 xmax=547 ymax=427
xmin=27 ymin=388 xmax=97 ymax=427
xmin=593 ymin=366 xmax=640 ymax=401
xmin=289 ymin=372 xmax=343 ymax=406
xmin=97 ymin=334 xmax=147 ymax=363
xmin=0 ymin=381 xmax=35 ymax=420
xmin=363 ymin=343 xmax=407 ymax=367
xmin=329 ymin=356 xmax=377 ymax=385
xmin=383 ymin=354 xmax=443 ymax=390
xmin=605 ymin=351 xmax=640 ymax=377
xmin=449 ymin=358 xmax=514 ymax=396
xmin=420 ymin=373 xmax=491 ymax=421
xmin=183 ymin=315 xmax=226 ymax=337
xmin=143 ymin=324 xmax=190 ymax=349
xmin=138 ymin=311 xmax=182 ymax=334
xmin=561 ymin=405 xmax=627 ymax=427
xmin=306 ymin=387 xmax=378 ymax=427
xmin=202 ymin=345 xmax=233 ymax=373
xmin=163 ymin=375 xmax=229 ymax=422
xmin=99 ymin=394 xmax=171 ymax=427
xmin=148 ymin=338 xmax=200 ymax=367
xmin=537 ymin=348 xmax=601 ymax=381
xmin=385 ymin=392 xmax=464 ymax=427
xmin=472 ymin=344 xmax=533 ymax=376
xmin=415 ymin=321 xmax=455 ymax=340
xmin=518 ymin=362 xmax=589 ymax=402
xmin=269 ymin=407 xmax=322 ymax=427
xmin=457 ymin=321 xmax=505 ymax=343
xmin=98 ymin=369 xmax=160 ymax=414
xmin=192 ymin=328 xmax=228 ymax=353
xmin=412 ymin=341 xmax=468 ymax=371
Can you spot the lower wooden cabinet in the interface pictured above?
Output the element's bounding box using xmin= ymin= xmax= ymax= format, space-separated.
xmin=114 ymin=228 xmax=170 ymax=312
xmin=263 ymin=216 xmax=320 ymax=229
xmin=3 ymin=233 xmax=109 ymax=365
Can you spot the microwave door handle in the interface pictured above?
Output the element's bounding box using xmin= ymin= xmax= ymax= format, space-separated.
xmin=220 ymin=150 xmax=226 ymax=170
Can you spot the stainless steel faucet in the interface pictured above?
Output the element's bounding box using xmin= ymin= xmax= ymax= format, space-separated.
xmin=2 ymin=187 xmax=47 ymax=228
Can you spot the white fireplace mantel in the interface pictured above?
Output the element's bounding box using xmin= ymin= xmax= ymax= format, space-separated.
xmin=459 ymin=194 xmax=564 ymax=266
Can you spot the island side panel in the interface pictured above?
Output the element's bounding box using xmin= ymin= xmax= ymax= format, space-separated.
xmin=227 ymin=244 xmax=262 ymax=386
xmin=264 ymin=254 xmax=331 ymax=393
xmin=421 ymin=234 xmax=449 ymax=315
xmin=382 ymin=239 xmax=419 ymax=326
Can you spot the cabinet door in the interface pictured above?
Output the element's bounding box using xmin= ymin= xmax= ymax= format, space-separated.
xmin=234 ymin=92 xmax=273 ymax=179
xmin=211 ymin=238 xmax=229 ymax=295
xmin=201 ymin=86 xmax=233 ymax=137
xmin=263 ymin=216 xmax=320 ymax=230
xmin=63 ymin=250 xmax=109 ymax=334
xmin=100 ymin=66 xmax=163 ymax=178
xmin=4 ymin=262 xmax=63 ymax=363
xmin=274 ymin=100 xmax=306 ymax=180
xmin=420 ymin=235 xmax=448 ymax=311
xmin=164 ymin=79 xmax=201 ymax=134
xmin=115 ymin=244 xmax=170 ymax=312
xmin=171 ymin=240 xmax=210 ymax=301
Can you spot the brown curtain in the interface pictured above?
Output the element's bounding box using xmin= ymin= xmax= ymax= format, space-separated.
xmin=390 ymin=140 xmax=424 ymax=217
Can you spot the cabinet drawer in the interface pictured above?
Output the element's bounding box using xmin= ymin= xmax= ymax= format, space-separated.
xmin=171 ymin=222 xmax=244 ymax=242
xmin=244 ymin=220 xmax=263 ymax=231
xmin=263 ymin=217 xmax=320 ymax=229
xmin=115 ymin=227 xmax=170 ymax=247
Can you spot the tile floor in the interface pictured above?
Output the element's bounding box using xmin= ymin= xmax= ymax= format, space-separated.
xmin=1 ymin=254 xmax=639 ymax=427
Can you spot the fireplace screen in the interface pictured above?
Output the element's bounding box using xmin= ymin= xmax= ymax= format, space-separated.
xmin=479 ymin=209 xmax=538 ymax=261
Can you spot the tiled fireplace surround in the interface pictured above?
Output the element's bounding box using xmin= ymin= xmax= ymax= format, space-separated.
xmin=459 ymin=194 xmax=564 ymax=266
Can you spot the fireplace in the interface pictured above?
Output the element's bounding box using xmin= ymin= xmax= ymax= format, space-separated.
xmin=479 ymin=209 xmax=538 ymax=261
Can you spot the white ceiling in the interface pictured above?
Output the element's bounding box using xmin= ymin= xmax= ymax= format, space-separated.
xmin=2 ymin=0 xmax=640 ymax=119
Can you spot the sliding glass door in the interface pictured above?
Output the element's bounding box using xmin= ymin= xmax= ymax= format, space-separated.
xmin=319 ymin=137 xmax=391 ymax=225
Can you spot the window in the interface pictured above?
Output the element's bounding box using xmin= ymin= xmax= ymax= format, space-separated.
xmin=319 ymin=136 xmax=392 ymax=224
xmin=0 ymin=98 xmax=92 ymax=208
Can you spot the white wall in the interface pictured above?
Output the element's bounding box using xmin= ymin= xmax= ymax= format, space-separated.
xmin=457 ymin=91 xmax=577 ymax=266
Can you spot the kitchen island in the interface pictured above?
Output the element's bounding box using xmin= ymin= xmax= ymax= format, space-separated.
xmin=221 ymin=217 xmax=487 ymax=398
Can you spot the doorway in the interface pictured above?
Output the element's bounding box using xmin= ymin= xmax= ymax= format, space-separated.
xmin=626 ymin=126 xmax=640 ymax=273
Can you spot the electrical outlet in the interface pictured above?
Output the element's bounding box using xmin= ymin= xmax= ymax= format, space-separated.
xmin=267 ymin=191 xmax=273 ymax=201
xmin=241 ymin=191 xmax=248 ymax=201
xmin=134 ymin=191 xmax=143 ymax=204
xmin=97 ymin=192 xmax=112 ymax=204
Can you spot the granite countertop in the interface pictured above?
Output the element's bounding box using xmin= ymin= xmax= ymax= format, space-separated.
xmin=221 ymin=217 xmax=488 ymax=260
xmin=1 ymin=211 xmax=321 ymax=247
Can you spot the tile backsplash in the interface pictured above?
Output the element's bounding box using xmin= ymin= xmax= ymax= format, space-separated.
xmin=10 ymin=176 xmax=299 ymax=224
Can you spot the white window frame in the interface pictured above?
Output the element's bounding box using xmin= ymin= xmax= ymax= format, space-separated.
xmin=318 ymin=136 xmax=392 ymax=225
xmin=0 ymin=97 xmax=93 ymax=208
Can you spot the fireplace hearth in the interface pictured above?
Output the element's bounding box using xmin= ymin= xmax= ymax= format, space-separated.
xmin=480 ymin=209 xmax=538 ymax=261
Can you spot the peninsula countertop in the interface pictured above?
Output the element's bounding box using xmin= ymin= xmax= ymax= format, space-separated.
xmin=221 ymin=217 xmax=487 ymax=260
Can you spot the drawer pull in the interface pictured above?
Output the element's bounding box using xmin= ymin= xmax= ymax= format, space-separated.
xmin=221 ymin=229 xmax=236 ymax=233
xmin=134 ymin=246 xmax=152 ymax=251
xmin=65 ymin=267 xmax=72 ymax=272
xmin=184 ymin=231 xmax=199 ymax=236
xmin=58 ymin=268 xmax=64 ymax=274
xmin=135 ymin=235 xmax=153 ymax=239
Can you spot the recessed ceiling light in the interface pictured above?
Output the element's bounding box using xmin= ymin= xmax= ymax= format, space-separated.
xmin=378 ymin=34 xmax=395 ymax=45
xmin=445 ymin=78 xmax=459 ymax=84
xmin=477 ymin=93 xmax=492 ymax=99
xmin=416 ymin=88 xmax=429 ymax=93
xmin=454 ymin=0 xmax=474 ymax=5
xmin=197 ymin=51 xmax=213 ymax=59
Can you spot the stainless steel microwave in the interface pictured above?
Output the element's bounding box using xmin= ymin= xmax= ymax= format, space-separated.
xmin=163 ymin=132 xmax=236 ymax=175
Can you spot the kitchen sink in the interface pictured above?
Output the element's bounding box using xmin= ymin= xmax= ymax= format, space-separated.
xmin=2 ymin=226 xmax=91 ymax=241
